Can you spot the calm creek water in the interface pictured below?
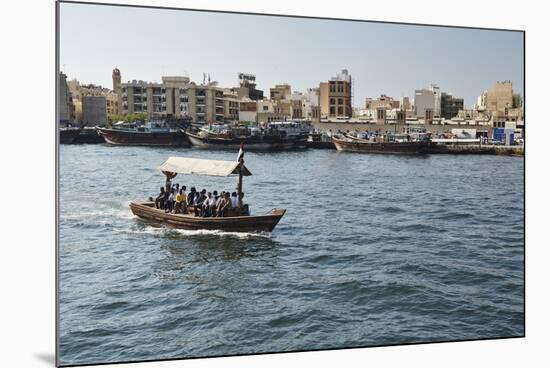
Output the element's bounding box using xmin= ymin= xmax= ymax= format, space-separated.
xmin=58 ymin=145 xmax=524 ymax=365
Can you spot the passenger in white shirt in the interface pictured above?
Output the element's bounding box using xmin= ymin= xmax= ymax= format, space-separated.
xmin=202 ymin=192 xmax=216 ymax=217
xmin=231 ymin=192 xmax=239 ymax=208
xmin=214 ymin=191 xmax=224 ymax=217
xmin=167 ymin=190 xmax=175 ymax=213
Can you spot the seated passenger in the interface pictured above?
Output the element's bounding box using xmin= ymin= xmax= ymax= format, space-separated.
xmin=231 ymin=192 xmax=238 ymax=208
xmin=155 ymin=187 xmax=165 ymax=209
xmin=220 ymin=192 xmax=232 ymax=217
xmin=193 ymin=189 xmax=207 ymax=216
xmin=215 ymin=191 xmax=225 ymax=217
xmin=211 ymin=190 xmax=220 ymax=216
xmin=202 ymin=192 xmax=215 ymax=217
xmin=166 ymin=189 xmax=175 ymax=213
xmin=175 ymin=188 xmax=186 ymax=214
xmin=186 ymin=187 xmax=196 ymax=213
xmin=238 ymin=192 xmax=249 ymax=216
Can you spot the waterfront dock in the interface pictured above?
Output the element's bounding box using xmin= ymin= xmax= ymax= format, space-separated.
xmin=429 ymin=144 xmax=524 ymax=156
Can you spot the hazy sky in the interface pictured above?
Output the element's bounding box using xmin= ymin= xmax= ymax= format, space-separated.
xmin=59 ymin=2 xmax=524 ymax=107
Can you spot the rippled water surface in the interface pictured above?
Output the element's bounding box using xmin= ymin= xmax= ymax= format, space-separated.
xmin=59 ymin=145 xmax=524 ymax=365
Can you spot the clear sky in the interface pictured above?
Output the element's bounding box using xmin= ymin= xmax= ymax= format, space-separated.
xmin=59 ymin=2 xmax=524 ymax=107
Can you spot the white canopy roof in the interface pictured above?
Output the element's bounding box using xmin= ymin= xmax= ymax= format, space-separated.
xmin=158 ymin=157 xmax=252 ymax=177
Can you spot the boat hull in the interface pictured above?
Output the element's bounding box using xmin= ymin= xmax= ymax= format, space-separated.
xmin=332 ymin=137 xmax=430 ymax=154
xmin=306 ymin=140 xmax=336 ymax=149
xmin=186 ymin=131 xmax=307 ymax=150
xmin=73 ymin=127 xmax=106 ymax=144
xmin=98 ymin=128 xmax=189 ymax=146
xmin=129 ymin=201 xmax=286 ymax=233
xmin=59 ymin=128 xmax=82 ymax=144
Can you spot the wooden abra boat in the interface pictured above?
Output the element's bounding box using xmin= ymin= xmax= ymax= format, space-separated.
xmin=130 ymin=156 xmax=286 ymax=233
xmin=130 ymin=202 xmax=285 ymax=233
xmin=332 ymin=134 xmax=430 ymax=154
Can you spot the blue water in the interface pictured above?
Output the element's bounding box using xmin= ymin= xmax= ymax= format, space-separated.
xmin=58 ymin=145 xmax=524 ymax=365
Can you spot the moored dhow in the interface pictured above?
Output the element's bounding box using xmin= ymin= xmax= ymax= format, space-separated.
xmin=306 ymin=131 xmax=336 ymax=149
xmin=185 ymin=121 xmax=310 ymax=150
xmin=73 ymin=126 xmax=106 ymax=144
xmin=130 ymin=155 xmax=286 ymax=233
xmin=59 ymin=126 xmax=82 ymax=144
xmin=98 ymin=121 xmax=188 ymax=146
xmin=332 ymin=133 xmax=431 ymax=154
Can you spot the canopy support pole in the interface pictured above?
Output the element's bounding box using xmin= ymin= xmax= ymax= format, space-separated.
xmin=237 ymin=160 xmax=243 ymax=207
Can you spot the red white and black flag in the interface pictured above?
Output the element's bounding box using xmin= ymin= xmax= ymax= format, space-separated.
xmin=237 ymin=142 xmax=244 ymax=162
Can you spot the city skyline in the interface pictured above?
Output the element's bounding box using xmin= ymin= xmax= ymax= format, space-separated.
xmin=59 ymin=2 xmax=524 ymax=108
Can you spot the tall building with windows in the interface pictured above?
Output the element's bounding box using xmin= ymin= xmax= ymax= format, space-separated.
xmin=440 ymin=92 xmax=464 ymax=119
xmin=476 ymin=81 xmax=523 ymax=125
xmin=319 ymin=69 xmax=352 ymax=118
xmin=121 ymin=76 xmax=225 ymax=123
xmin=222 ymin=89 xmax=240 ymax=122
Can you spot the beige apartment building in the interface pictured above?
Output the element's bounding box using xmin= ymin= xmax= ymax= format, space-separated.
xmin=239 ymin=100 xmax=258 ymax=123
xmin=319 ymin=69 xmax=352 ymax=118
xmin=270 ymin=84 xmax=292 ymax=101
xmin=68 ymin=78 xmax=116 ymax=124
xmin=222 ymin=89 xmax=239 ymax=122
xmin=256 ymin=98 xmax=294 ymax=123
xmin=483 ymin=81 xmax=522 ymax=119
xmin=121 ymin=76 xmax=226 ymax=124
xmin=366 ymin=94 xmax=400 ymax=110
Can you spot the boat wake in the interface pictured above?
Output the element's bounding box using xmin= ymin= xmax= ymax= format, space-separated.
xmin=60 ymin=201 xmax=134 ymax=222
xmin=116 ymin=224 xmax=272 ymax=240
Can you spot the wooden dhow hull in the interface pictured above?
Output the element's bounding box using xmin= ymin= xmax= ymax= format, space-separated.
xmin=73 ymin=127 xmax=105 ymax=144
xmin=59 ymin=128 xmax=82 ymax=144
xmin=332 ymin=136 xmax=430 ymax=154
xmin=185 ymin=131 xmax=307 ymax=150
xmin=306 ymin=140 xmax=336 ymax=149
xmin=98 ymin=128 xmax=189 ymax=146
xmin=129 ymin=201 xmax=286 ymax=233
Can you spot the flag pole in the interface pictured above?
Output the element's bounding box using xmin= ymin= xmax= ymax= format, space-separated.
xmin=237 ymin=142 xmax=244 ymax=208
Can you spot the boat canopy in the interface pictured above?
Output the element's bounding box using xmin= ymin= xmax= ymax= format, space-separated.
xmin=158 ymin=156 xmax=252 ymax=177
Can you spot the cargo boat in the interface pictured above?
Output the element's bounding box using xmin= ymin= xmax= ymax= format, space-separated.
xmin=185 ymin=121 xmax=309 ymax=150
xmin=59 ymin=127 xmax=82 ymax=144
xmin=73 ymin=127 xmax=105 ymax=144
xmin=332 ymin=134 xmax=431 ymax=154
xmin=98 ymin=122 xmax=188 ymax=146
xmin=306 ymin=132 xmax=335 ymax=149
